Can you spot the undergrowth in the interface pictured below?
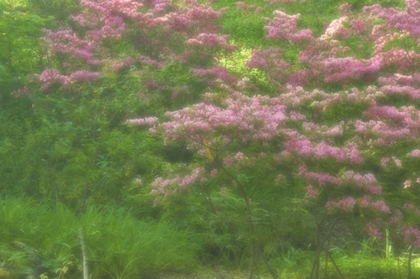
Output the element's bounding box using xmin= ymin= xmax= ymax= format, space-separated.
xmin=0 ymin=197 xmax=199 ymax=279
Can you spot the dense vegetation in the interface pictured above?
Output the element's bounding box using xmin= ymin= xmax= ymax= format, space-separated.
xmin=1 ymin=0 xmax=420 ymax=278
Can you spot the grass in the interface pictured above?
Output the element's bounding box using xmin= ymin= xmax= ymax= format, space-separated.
xmin=0 ymin=197 xmax=200 ymax=278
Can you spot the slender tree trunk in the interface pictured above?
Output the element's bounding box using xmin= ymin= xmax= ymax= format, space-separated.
xmin=79 ymin=228 xmax=89 ymax=279
xmin=310 ymin=217 xmax=324 ymax=279
xmin=310 ymin=217 xmax=338 ymax=279
xmin=217 ymin=161 xmax=278 ymax=279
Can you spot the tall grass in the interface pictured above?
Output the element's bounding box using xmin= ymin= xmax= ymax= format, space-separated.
xmin=0 ymin=197 xmax=199 ymax=278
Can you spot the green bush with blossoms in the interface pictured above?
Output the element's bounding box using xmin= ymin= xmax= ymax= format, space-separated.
xmin=145 ymin=0 xmax=420 ymax=277
xmin=4 ymin=0 xmax=420 ymax=278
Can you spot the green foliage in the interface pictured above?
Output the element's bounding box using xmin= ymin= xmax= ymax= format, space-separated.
xmin=25 ymin=0 xmax=80 ymax=21
xmin=271 ymin=247 xmax=313 ymax=278
xmin=0 ymin=1 xmax=53 ymax=92
xmin=217 ymin=8 xmax=267 ymax=47
xmin=3 ymin=0 xmax=420 ymax=277
xmin=0 ymin=197 xmax=199 ymax=278
xmin=329 ymin=256 xmax=420 ymax=279
xmin=0 ymin=70 xmax=167 ymax=209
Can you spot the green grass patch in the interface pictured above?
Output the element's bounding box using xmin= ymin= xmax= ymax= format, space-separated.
xmin=0 ymin=197 xmax=199 ymax=278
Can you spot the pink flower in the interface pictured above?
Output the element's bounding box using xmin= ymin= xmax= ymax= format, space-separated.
xmin=265 ymin=10 xmax=313 ymax=43
xmin=404 ymin=227 xmax=420 ymax=248
xmin=367 ymin=222 xmax=382 ymax=238
xmin=338 ymin=3 xmax=352 ymax=15
xmin=305 ymin=185 xmax=319 ymax=199
xmin=326 ymin=197 xmax=356 ymax=212
xmin=391 ymin=156 xmax=402 ymax=167
xmin=210 ymin=169 xmax=218 ymax=177
xmin=320 ymin=16 xmax=349 ymax=40
xmin=359 ymin=195 xmax=371 ymax=208
xmin=126 ymin=117 xmax=159 ymax=127
xmin=380 ymin=157 xmax=390 ymax=168
xmin=370 ymin=200 xmax=390 ymax=213
xmin=404 ymin=180 xmax=412 ymax=189
xmin=409 ymin=149 xmax=420 ymax=157
xmin=69 ymin=70 xmax=100 ymax=83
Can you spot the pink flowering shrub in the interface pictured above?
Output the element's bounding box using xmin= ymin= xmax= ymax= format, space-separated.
xmin=149 ymin=2 xmax=420 ymax=264
xmin=37 ymin=0 xmax=235 ymax=98
xmin=29 ymin=0 xmax=420 ymax=276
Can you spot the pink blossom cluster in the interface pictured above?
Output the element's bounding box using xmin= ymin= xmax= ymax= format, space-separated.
xmin=322 ymin=56 xmax=382 ymax=83
xmin=364 ymin=0 xmax=420 ymax=37
xmin=151 ymin=167 xmax=206 ymax=195
xmin=379 ymin=156 xmax=402 ymax=168
xmin=108 ymin=57 xmax=136 ymax=72
xmin=265 ymin=10 xmax=313 ymax=43
xmin=379 ymin=74 xmax=420 ymax=99
xmin=41 ymin=0 xmax=139 ymax=76
xmin=305 ymin=185 xmax=319 ymax=199
xmin=299 ymin=165 xmax=340 ymax=185
xmin=327 ymin=196 xmax=389 ymax=213
xmin=298 ymin=38 xmax=349 ymax=64
xmin=40 ymin=0 xmax=230 ymax=93
xmin=138 ymin=56 xmax=165 ymax=68
xmin=354 ymin=104 xmax=420 ymax=145
xmin=338 ymin=3 xmax=352 ymax=15
xmin=272 ymin=86 xmax=379 ymax=112
xmin=247 ymin=48 xmax=290 ymax=85
xmin=69 ymin=70 xmax=101 ymax=83
xmin=161 ymin=92 xmax=288 ymax=144
xmin=326 ymin=197 xmax=356 ymax=212
xmin=299 ymin=166 xmax=383 ymax=195
xmin=256 ymin=2 xmax=420 ymax=88
xmin=364 ymin=104 xmax=415 ymax=122
xmin=37 ymin=68 xmax=100 ymax=90
xmin=149 ymin=0 xmax=169 ymax=13
xmin=186 ymin=33 xmax=236 ymax=52
xmin=408 ymin=149 xmax=420 ymax=157
xmin=355 ymin=121 xmax=411 ymax=146
xmin=380 ymin=48 xmax=420 ymax=72
xmin=125 ymin=117 xmax=159 ymax=127
xmin=167 ymin=4 xmax=225 ymax=35
xmin=42 ymin=29 xmax=99 ymax=65
xmin=320 ymin=16 xmax=349 ymax=40
xmin=369 ymin=200 xmax=390 ymax=213
xmin=341 ymin=171 xmax=382 ymax=194
xmin=302 ymin=122 xmax=344 ymax=138
xmin=404 ymin=227 xmax=420 ymax=247
xmin=192 ymin=66 xmax=239 ymax=85
xmin=247 ymin=48 xmax=285 ymax=69
xmin=367 ymin=222 xmax=382 ymax=238
xmin=284 ymin=137 xmax=363 ymax=163
xmin=223 ymin=152 xmax=251 ymax=167
xmin=404 ymin=179 xmax=412 ymax=189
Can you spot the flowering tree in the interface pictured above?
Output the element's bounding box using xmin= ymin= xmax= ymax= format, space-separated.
xmin=26 ymin=0 xmax=420 ymax=277
xmin=147 ymin=1 xmax=420 ymax=278
xmin=22 ymin=0 xmax=240 ymax=209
